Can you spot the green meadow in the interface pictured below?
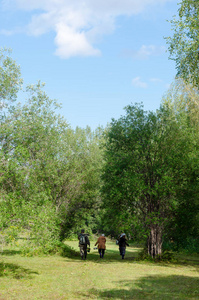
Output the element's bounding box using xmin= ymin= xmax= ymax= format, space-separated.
xmin=0 ymin=240 xmax=198 ymax=299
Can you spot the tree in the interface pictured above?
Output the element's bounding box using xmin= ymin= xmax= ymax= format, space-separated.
xmin=166 ymin=0 xmax=199 ymax=86
xmin=0 ymin=49 xmax=104 ymax=252
xmin=0 ymin=81 xmax=68 ymax=249
xmin=162 ymin=79 xmax=199 ymax=252
xmin=162 ymin=78 xmax=199 ymax=129
xmin=102 ymin=103 xmax=196 ymax=258
xmin=0 ymin=48 xmax=22 ymax=110
xmin=0 ymin=80 xmax=104 ymax=250
xmin=59 ymin=125 xmax=104 ymax=239
xmin=0 ymin=48 xmax=23 ymax=248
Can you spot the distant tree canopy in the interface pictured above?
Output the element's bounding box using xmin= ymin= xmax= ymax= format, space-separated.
xmin=166 ymin=0 xmax=199 ymax=86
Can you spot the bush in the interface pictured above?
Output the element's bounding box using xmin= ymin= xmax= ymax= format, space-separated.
xmin=137 ymin=248 xmax=153 ymax=261
xmin=163 ymin=237 xmax=199 ymax=254
xmin=155 ymin=250 xmax=176 ymax=262
xmin=137 ymin=248 xmax=176 ymax=262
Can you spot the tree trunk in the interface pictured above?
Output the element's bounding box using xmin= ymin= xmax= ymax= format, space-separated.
xmin=147 ymin=225 xmax=162 ymax=258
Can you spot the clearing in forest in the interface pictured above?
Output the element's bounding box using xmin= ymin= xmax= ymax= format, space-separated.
xmin=0 ymin=239 xmax=198 ymax=299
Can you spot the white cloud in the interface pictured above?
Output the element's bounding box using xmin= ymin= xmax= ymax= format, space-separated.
xmin=132 ymin=77 xmax=168 ymax=89
xmin=1 ymin=0 xmax=172 ymax=58
xmin=0 ymin=29 xmax=14 ymax=36
xmin=54 ymin=23 xmax=101 ymax=58
xmin=137 ymin=45 xmax=166 ymax=59
xmin=132 ymin=77 xmax=148 ymax=88
xmin=123 ymin=45 xmax=166 ymax=60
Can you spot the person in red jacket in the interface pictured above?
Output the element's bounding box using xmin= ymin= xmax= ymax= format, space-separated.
xmin=95 ymin=234 xmax=106 ymax=258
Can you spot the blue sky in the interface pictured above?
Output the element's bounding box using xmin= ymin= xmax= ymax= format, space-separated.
xmin=0 ymin=0 xmax=179 ymax=130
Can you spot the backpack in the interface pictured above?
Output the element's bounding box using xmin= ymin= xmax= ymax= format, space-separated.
xmin=79 ymin=234 xmax=86 ymax=245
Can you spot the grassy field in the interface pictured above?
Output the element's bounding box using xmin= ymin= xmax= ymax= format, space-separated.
xmin=0 ymin=239 xmax=198 ymax=299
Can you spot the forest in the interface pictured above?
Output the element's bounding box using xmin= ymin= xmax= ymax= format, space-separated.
xmin=0 ymin=0 xmax=199 ymax=260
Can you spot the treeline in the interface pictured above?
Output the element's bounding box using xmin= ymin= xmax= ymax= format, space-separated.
xmin=0 ymin=48 xmax=198 ymax=257
xmin=1 ymin=0 xmax=199 ymax=257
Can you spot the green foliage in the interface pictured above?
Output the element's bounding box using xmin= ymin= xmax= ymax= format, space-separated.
xmin=98 ymin=208 xmax=145 ymax=241
xmin=56 ymin=126 xmax=104 ymax=239
xmin=0 ymin=48 xmax=23 ymax=108
xmin=162 ymin=78 xmax=199 ymax=131
xmin=0 ymin=51 xmax=104 ymax=253
xmin=162 ymin=80 xmax=199 ymax=254
xmin=19 ymin=240 xmax=80 ymax=257
xmin=137 ymin=248 xmax=176 ymax=262
xmin=0 ymin=81 xmax=67 ymax=251
xmin=137 ymin=248 xmax=153 ymax=261
xmin=166 ymin=0 xmax=199 ymax=86
xmin=101 ymin=102 xmax=199 ymax=257
xmin=1 ymin=49 xmax=198 ymax=258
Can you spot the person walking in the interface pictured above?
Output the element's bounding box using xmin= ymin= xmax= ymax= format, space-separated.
xmin=118 ymin=233 xmax=129 ymax=259
xmin=78 ymin=229 xmax=90 ymax=260
xmin=95 ymin=234 xmax=106 ymax=258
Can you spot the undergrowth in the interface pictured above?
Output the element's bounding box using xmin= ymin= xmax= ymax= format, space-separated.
xmin=137 ymin=248 xmax=177 ymax=262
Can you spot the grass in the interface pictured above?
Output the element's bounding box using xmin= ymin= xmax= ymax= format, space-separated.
xmin=0 ymin=239 xmax=198 ymax=299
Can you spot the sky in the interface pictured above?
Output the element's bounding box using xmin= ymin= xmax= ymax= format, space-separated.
xmin=0 ymin=0 xmax=179 ymax=130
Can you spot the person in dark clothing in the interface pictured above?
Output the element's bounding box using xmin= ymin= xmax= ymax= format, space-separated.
xmin=118 ymin=233 xmax=129 ymax=259
xmin=78 ymin=229 xmax=90 ymax=260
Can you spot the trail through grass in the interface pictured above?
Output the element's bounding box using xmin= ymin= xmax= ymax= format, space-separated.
xmin=0 ymin=239 xmax=198 ymax=299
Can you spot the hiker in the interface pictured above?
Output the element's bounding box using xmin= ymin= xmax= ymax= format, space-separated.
xmin=118 ymin=233 xmax=129 ymax=259
xmin=95 ymin=234 xmax=106 ymax=258
xmin=118 ymin=232 xmax=122 ymax=240
xmin=116 ymin=232 xmax=122 ymax=243
xmin=78 ymin=229 xmax=90 ymax=260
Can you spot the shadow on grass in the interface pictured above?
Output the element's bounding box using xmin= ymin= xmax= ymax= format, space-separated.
xmin=0 ymin=249 xmax=22 ymax=256
xmin=0 ymin=262 xmax=39 ymax=279
xmin=65 ymin=251 xmax=199 ymax=275
xmin=84 ymin=275 xmax=199 ymax=299
xmin=66 ymin=244 xmax=199 ymax=270
xmin=64 ymin=251 xmax=138 ymax=264
xmin=175 ymin=254 xmax=199 ymax=268
xmin=64 ymin=244 xmax=199 ymax=266
xmin=63 ymin=243 xmax=139 ymax=263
